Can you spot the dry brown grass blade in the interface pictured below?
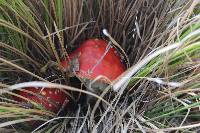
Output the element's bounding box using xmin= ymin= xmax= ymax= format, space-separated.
xmin=44 ymin=24 xmax=60 ymax=63
xmin=0 ymin=118 xmax=45 ymax=128
xmin=0 ymin=42 xmax=41 ymax=67
xmin=5 ymin=81 xmax=111 ymax=108
xmin=0 ymin=58 xmax=47 ymax=82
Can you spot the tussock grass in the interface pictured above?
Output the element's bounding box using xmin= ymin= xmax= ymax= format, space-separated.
xmin=0 ymin=0 xmax=200 ymax=132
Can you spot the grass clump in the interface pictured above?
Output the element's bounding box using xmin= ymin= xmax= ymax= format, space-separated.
xmin=0 ymin=0 xmax=200 ymax=132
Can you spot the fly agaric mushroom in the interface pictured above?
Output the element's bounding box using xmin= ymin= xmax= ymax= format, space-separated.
xmin=14 ymin=87 xmax=69 ymax=113
xmin=61 ymin=39 xmax=126 ymax=92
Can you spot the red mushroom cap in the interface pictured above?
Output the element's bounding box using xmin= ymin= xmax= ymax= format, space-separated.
xmin=61 ymin=39 xmax=125 ymax=83
xmin=14 ymin=87 xmax=69 ymax=113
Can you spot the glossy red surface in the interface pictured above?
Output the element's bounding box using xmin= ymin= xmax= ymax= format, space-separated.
xmin=14 ymin=87 xmax=69 ymax=113
xmin=61 ymin=39 xmax=125 ymax=82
